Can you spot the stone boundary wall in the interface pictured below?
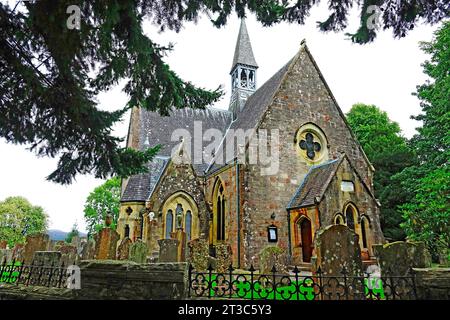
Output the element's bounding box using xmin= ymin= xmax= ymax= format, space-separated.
xmin=414 ymin=268 xmax=450 ymax=300
xmin=0 ymin=261 xmax=189 ymax=300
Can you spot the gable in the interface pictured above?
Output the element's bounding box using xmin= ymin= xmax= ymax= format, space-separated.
xmin=254 ymin=42 xmax=374 ymax=188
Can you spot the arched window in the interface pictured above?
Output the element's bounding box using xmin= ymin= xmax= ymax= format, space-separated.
xmin=360 ymin=216 xmax=370 ymax=249
xmin=345 ymin=204 xmax=356 ymax=231
xmin=185 ymin=210 xmax=192 ymax=241
xmin=334 ymin=213 xmax=344 ymax=225
xmin=213 ymin=181 xmax=226 ymax=242
xmin=124 ymin=224 xmax=130 ymax=238
xmin=165 ymin=210 xmax=173 ymax=239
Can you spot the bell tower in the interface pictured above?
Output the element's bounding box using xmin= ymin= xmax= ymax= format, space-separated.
xmin=229 ymin=19 xmax=258 ymax=120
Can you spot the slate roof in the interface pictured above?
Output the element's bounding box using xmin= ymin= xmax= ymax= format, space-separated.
xmin=231 ymin=19 xmax=258 ymax=72
xmin=121 ymin=156 xmax=170 ymax=202
xmin=286 ymin=156 xmax=344 ymax=210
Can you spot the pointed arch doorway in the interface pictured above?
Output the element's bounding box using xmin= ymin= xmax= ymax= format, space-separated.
xmin=298 ymin=217 xmax=313 ymax=263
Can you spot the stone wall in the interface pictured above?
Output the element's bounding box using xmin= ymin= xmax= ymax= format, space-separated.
xmin=0 ymin=261 xmax=189 ymax=300
xmin=414 ymin=268 xmax=450 ymax=300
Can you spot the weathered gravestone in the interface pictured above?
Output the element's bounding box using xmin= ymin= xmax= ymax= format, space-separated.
xmin=0 ymin=240 xmax=7 ymax=249
xmin=188 ymin=238 xmax=209 ymax=271
xmin=158 ymin=239 xmax=179 ymax=263
xmin=57 ymin=244 xmax=78 ymax=266
xmin=171 ymin=229 xmax=187 ymax=262
xmin=215 ymin=243 xmax=233 ymax=273
xmin=129 ymin=240 xmax=148 ymax=264
xmin=259 ymin=246 xmax=288 ymax=275
xmin=32 ymin=251 xmax=62 ymax=266
xmin=313 ymin=225 xmax=363 ymax=299
xmin=94 ymin=228 xmax=120 ymax=260
xmin=81 ymin=239 xmax=96 ymax=260
xmin=373 ymin=241 xmax=432 ymax=276
xmin=23 ymin=233 xmax=50 ymax=264
xmin=11 ymin=244 xmax=24 ymax=261
xmin=117 ymin=237 xmax=132 ymax=260
xmin=0 ymin=249 xmax=13 ymax=264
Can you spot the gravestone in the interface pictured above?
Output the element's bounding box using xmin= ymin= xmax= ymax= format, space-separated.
xmin=32 ymin=251 xmax=62 ymax=266
xmin=313 ymin=225 xmax=363 ymax=277
xmin=0 ymin=249 xmax=13 ymax=264
xmin=94 ymin=228 xmax=120 ymax=260
xmin=0 ymin=240 xmax=7 ymax=249
xmin=23 ymin=233 xmax=50 ymax=264
xmin=171 ymin=229 xmax=187 ymax=262
xmin=117 ymin=237 xmax=132 ymax=260
xmin=129 ymin=240 xmax=148 ymax=264
xmin=81 ymin=239 xmax=96 ymax=260
xmin=12 ymin=244 xmax=24 ymax=261
xmin=215 ymin=243 xmax=233 ymax=273
xmin=158 ymin=239 xmax=179 ymax=263
xmin=188 ymin=238 xmax=209 ymax=271
xmin=57 ymin=244 xmax=78 ymax=266
xmin=259 ymin=246 xmax=288 ymax=275
xmin=312 ymin=225 xmax=363 ymax=300
xmin=373 ymin=241 xmax=432 ymax=276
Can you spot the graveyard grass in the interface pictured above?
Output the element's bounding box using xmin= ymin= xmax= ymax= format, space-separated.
xmin=206 ymin=274 xmax=386 ymax=300
xmin=0 ymin=261 xmax=21 ymax=284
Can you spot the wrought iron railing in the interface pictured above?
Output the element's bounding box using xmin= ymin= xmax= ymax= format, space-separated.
xmin=0 ymin=259 xmax=71 ymax=288
xmin=188 ymin=264 xmax=418 ymax=300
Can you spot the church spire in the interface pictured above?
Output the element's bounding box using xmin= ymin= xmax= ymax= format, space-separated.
xmin=229 ymin=19 xmax=258 ymax=119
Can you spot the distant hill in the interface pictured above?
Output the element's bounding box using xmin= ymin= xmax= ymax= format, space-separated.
xmin=47 ymin=229 xmax=87 ymax=241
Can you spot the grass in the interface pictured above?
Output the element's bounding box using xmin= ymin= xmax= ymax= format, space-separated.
xmin=203 ymin=274 xmax=386 ymax=300
xmin=0 ymin=261 xmax=22 ymax=284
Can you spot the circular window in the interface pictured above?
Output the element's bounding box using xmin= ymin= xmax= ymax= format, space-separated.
xmin=295 ymin=124 xmax=328 ymax=163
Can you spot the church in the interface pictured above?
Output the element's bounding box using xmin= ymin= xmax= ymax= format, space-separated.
xmin=118 ymin=20 xmax=385 ymax=268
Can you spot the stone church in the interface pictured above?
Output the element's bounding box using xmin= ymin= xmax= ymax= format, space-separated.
xmin=118 ymin=20 xmax=385 ymax=268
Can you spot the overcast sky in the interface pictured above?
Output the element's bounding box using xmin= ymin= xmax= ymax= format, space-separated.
xmin=0 ymin=3 xmax=440 ymax=233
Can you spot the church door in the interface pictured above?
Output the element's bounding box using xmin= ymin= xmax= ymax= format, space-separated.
xmin=300 ymin=218 xmax=313 ymax=263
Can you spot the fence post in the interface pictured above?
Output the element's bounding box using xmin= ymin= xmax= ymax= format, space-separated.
xmin=15 ymin=261 xmax=24 ymax=286
xmin=187 ymin=264 xmax=192 ymax=298
xmin=317 ymin=266 xmax=323 ymax=300
xmin=207 ymin=263 xmax=213 ymax=299
xmin=249 ymin=264 xmax=255 ymax=300
xmin=293 ymin=266 xmax=300 ymax=301
xmin=271 ymin=265 xmax=277 ymax=300
xmin=228 ymin=264 xmax=234 ymax=299
xmin=342 ymin=266 xmax=349 ymax=300
xmin=57 ymin=262 xmax=65 ymax=288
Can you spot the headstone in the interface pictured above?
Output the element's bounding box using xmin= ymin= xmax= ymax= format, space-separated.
xmin=0 ymin=249 xmax=13 ymax=264
xmin=158 ymin=239 xmax=179 ymax=263
xmin=313 ymin=225 xmax=363 ymax=277
xmin=57 ymin=244 xmax=78 ymax=266
xmin=373 ymin=241 xmax=432 ymax=276
xmin=71 ymin=236 xmax=81 ymax=251
xmin=93 ymin=228 xmax=120 ymax=260
xmin=215 ymin=243 xmax=233 ymax=273
xmin=313 ymin=225 xmax=363 ymax=300
xmin=23 ymin=233 xmax=50 ymax=264
xmin=0 ymin=240 xmax=7 ymax=249
xmin=32 ymin=251 xmax=62 ymax=266
xmin=81 ymin=239 xmax=96 ymax=260
xmin=48 ymin=240 xmax=58 ymax=251
xmin=11 ymin=244 xmax=24 ymax=261
xmin=259 ymin=246 xmax=288 ymax=275
xmin=129 ymin=240 xmax=148 ymax=264
xmin=188 ymin=238 xmax=209 ymax=271
xmin=171 ymin=230 xmax=187 ymax=262
xmin=117 ymin=237 xmax=132 ymax=260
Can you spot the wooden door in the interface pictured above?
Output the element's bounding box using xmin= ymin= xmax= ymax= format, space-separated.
xmin=300 ymin=218 xmax=313 ymax=262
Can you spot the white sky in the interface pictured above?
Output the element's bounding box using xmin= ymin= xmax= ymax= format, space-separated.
xmin=0 ymin=3 xmax=439 ymax=233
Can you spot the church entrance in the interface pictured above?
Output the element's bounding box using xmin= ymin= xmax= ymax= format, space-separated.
xmin=299 ymin=218 xmax=313 ymax=263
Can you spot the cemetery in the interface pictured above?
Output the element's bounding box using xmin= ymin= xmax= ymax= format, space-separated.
xmin=0 ymin=222 xmax=448 ymax=300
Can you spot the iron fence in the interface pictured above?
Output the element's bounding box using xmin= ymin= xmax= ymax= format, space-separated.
xmin=188 ymin=264 xmax=418 ymax=300
xmin=0 ymin=259 xmax=71 ymax=288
